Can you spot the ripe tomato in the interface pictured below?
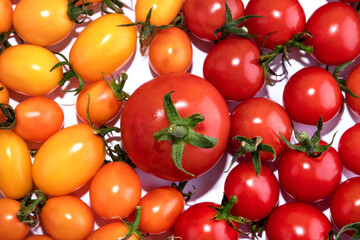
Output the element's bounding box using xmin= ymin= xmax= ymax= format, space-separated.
xmin=183 ymin=0 xmax=244 ymax=42
xmin=338 ymin=123 xmax=360 ymax=175
xmin=121 ymin=72 xmax=230 ymax=181
xmin=243 ymin=0 xmax=306 ymax=49
xmin=148 ymin=27 xmax=193 ymax=76
xmin=345 ymin=63 xmax=360 ymax=117
xmin=87 ymin=222 xmax=138 ymax=240
xmin=0 ymin=44 xmax=62 ymax=96
xmin=283 ymin=66 xmax=343 ymax=125
xmin=0 ymin=198 xmax=30 ymax=240
xmin=203 ymin=37 xmax=264 ymax=101
xmin=40 ymin=196 xmax=94 ymax=240
xmin=340 ymin=0 xmax=360 ymax=2
xmin=0 ymin=0 xmax=12 ymax=33
xmin=305 ymin=2 xmax=360 ymax=66
xmin=69 ymin=13 xmax=137 ymax=82
xmin=139 ymin=186 xmax=185 ymax=234
xmin=13 ymin=97 xmax=64 ymax=142
xmin=230 ymin=97 xmax=292 ymax=161
xmin=32 ymin=123 xmax=104 ymax=196
xmin=25 ymin=236 xmax=53 ymax=240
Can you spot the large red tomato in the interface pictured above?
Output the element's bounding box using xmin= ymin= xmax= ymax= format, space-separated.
xmin=338 ymin=123 xmax=360 ymax=175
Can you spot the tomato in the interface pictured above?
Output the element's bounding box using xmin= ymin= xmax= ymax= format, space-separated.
xmin=0 ymin=0 xmax=12 ymax=33
xmin=340 ymin=0 xmax=360 ymax=2
xmin=345 ymin=63 xmax=360 ymax=117
xmin=0 ymin=44 xmax=62 ymax=96
xmin=230 ymin=97 xmax=292 ymax=161
xmin=69 ymin=13 xmax=137 ymax=82
xmin=32 ymin=123 xmax=104 ymax=196
xmin=0 ymin=198 xmax=30 ymax=240
xmin=87 ymin=222 xmax=138 ymax=240
xmin=121 ymin=72 xmax=230 ymax=181
xmin=25 ymin=235 xmax=53 ymax=240
xmin=266 ymin=202 xmax=332 ymax=240
xmin=40 ymin=195 xmax=94 ymax=240
xmin=0 ymin=130 xmax=32 ymax=199
xmin=243 ymin=0 xmax=306 ymax=50
xmin=148 ymin=27 xmax=193 ymax=76
xmin=0 ymin=82 xmax=10 ymax=122
xmin=183 ymin=0 xmax=244 ymax=42
xmin=283 ymin=66 xmax=343 ymax=125
xmin=13 ymin=97 xmax=64 ymax=142
xmin=203 ymin=37 xmax=264 ymax=101
xmin=139 ymin=186 xmax=184 ymax=234
xmin=338 ymin=123 xmax=360 ymax=175
xmin=305 ymin=2 xmax=360 ymax=66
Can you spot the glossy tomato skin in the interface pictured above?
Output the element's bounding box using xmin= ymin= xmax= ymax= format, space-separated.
xmin=338 ymin=123 xmax=360 ymax=175
xmin=0 ymin=130 xmax=32 ymax=199
xmin=173 ymin=202 xmax=239 ymax=240
xmin=305 ymin=2 xmax=360 ymax=66
xmin=230 ymin=97 xmax=292 ymax=161
xmin=121 ymin=72 xmax=230 ymax=181
xmin=40 ymin=196 xmax=94 ymax=240
xmin=224 ymin=161 xmax=279 ymax=221
xmin=25 ymin=236 xmax=53 ymax=240
xmin=283 ymin=66 xmax=343 ymax=125
xmin=345 ymin=63 xmax=360 ymax=117
xmin=0 ymin=44 xmax=62 ymax=96
xmin=203 ymin=37 xmax=264 ymax=101
xmin=87 ymin=222 xmax=138 ymax=240
xmin=89 ymin=162 xmax=142 ymax=220
xmin=183 ymin=0 xmax=244 ymax=42
xmin=278 ymin=141 xmax=342 ymax=202
xmin=244 ymin=0 xmax=306 ymax=50
xmin=32 ymin=124 xmax=104 ymax=196
xmin=266 ymin=202 xmax=332 ymax=240
xmin=69 ymin=13 xmax=137 ymax=82
xmin=0 ymin=0 xmax=12 ymax=33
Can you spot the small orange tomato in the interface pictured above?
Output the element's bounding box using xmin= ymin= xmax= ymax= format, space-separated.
xmin=25 ymin=235 xmax=54 ymax=240
xmin=149 ymin=27 xmax=193 ymax=75
xmin=13 ymin=97 xmax=64 ymax=142
xmin=87 ymin=222 xmax=138 ymax=240
xmin=0 ymin=0 xmax=12 ymax=33
xmin=40 ymin=196 xmax=94 ymax=240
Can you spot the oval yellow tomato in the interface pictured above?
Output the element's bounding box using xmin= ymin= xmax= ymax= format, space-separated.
xmin=0 ymin=44 xmax=62 ymax=96
xmin=0 ymin=130 xmax=32 ymax=199
xmin=0 ymin=0 xmax=12 ymax=33
xmin=69 ymin=13 xmax=137 ymax=82
xmin=32 ymin=123 xmax=104 ymax=196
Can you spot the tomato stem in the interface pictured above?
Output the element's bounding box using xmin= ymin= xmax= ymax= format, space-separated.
xmin=0 ymin=103 xmax=16 ymax=130
xmin=17 ymin=190 xmax=48 ymax=227
xmin=102 ymin=72 xmax=130 ymax=101
xmin=101 ymin=0 xmax=124 ymax=14
xmin=67 ymin=0 xmax=94 ymax=24
xmin=329 ymin=222 xmax=360 ymax=240
xmin=120 ymin=206 xmax=145 ymax=240
xmin=171 ymin=181 xmax=196 ymax=202
xmin=331 ymin=60 xmax=360 ymax=99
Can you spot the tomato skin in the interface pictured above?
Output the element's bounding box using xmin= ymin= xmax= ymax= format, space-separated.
xmin=139 ymin=186 xmax=185 ymax=234
xmin=305 ymin=2 xmax=360 ymax=66
xmin=149 ymin=27 xmax=193 ymax=76
xmin=183 ymin=0 xmax=244 ymax=42
xmin=87 ymin=222 xmax=138 ymax=240
xmin=40 ymin=196 xmax=94 ymax=240
xmin=69 ymin=13 xmax=137 ymax=82
xmin=338 ymin=123 xmax=360 ymax=175
xmin=243 ymin=0 xmax=306 ymax=50
xmin=25 ymin=236 xmax=53 ymax=240
xmin=0 ymin=44 xmax=62 ymax=96
xmin=0 ymin=0 xmax=12 ymax=33
xmin=283 ymin=66 xmax=343 ymax=125
xmin=203 ymin=37 xmax=264 ymax=101
xmin=121 ymin=72 xmax=230 ymax=181
xmin=345 ymin=63 xmax=360 ymax=117
xmin=32 ymin=124 xmax=104 ymax=196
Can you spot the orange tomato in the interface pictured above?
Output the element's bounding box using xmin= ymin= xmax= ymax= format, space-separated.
xmin=87 ymin=222 xmax=138 ymax=240
xmin=0 ymin=0 xmax=12 ymax=33
xmin=25 ymin=235 xmax=54 ymax=240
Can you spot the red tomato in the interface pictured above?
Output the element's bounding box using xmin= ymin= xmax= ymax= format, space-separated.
xmin=182 ymin=0 xmax=244 ymax=42
xmin=121 ymin=72 xmax=230 ymax=181
xmin=0 ymin=0 xmax=12 ymax=33
xmin=340 ymin=0 xmax=360 ymax=2
xmin=338 ymin=123 xmax=360 ymax=175
xmin=283 ymin=66 xmax=343 ymax=125
xmin=266 ymin=202 xmax=332 ymax=240
xmin=230 ymin=97 xmax=292 ymax=161
xmin=305 ymin=2 xmax=360 ymax=66
xmin=243 ymin=0 xmax=306 ymax=50
xmin=87 ymin=222 xmax=138 ymax=240
xmin=345 ymin=63 xmax=360 ymax=117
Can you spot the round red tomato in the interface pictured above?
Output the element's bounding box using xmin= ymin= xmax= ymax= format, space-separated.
xmin=305 ymin=2 xmax=360 ymax=66
xmin=338 ymin=123 xmax=360 ymax=175
xmin=345 ymin=63 xmax=360 ymax=117
xmin=203 ymin=37 xmax=264 ymax=101
xmin=283 ymin=66 xmax=343 ymax=125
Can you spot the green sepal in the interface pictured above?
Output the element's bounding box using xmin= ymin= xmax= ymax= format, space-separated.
xmin=251 ymin=218 xmax=267 ymax=240
xmin=118 ymin=206 xmax=144 ymax=240
xmin=17 ymin=190 xmax=48 ymax=227
xmin=101 ymin=0 xmax=124 ymax=14
xmin=329 ymin=222 xmax=360 ymax=240
xmin=171 ymin=181 xmax=196 ymax=202
xmin=102 ymin=72 xmax=130 ymax=102
xmin=332 ymin=59 xmax=360 ymax=99
xmin=0 ymin=103 xmax=16 ymax=130
xmin=67 ymin=0 xmax=94 ymax=24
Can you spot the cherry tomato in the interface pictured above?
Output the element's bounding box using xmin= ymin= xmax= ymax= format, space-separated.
xmin=305 ymin=2 xmax=360 ymax=66
xmin=0 ymin=0 xmax=12 ymax=33
xmin=230 ymin=97 xmax=292 ymax=161
xmin=89 ymin=161 xmax=142 ymax=220
xmin=0 ymin=130 xmax=32 ymax=199
xmin=0 ymin=44 xmax=62 ymax=96
xmin=87 ymin=222 xmax=138 ymax=240
xmin=40 ymin=196 xmax=94 ymax=240
xmin=139 ymin=186 xmax=184 ymax=234
xmin=148 ymin=27 xmax=193 ymax=76
xmin=13 ymin=97 xmax=64 ymax=142
xmin=266 ymin=202 xmax=332 ymax=240
xmin=32 ymin=123 xmax=104 ymax=196
xmin=283 ymin=66 xmax=343 ymax=125
xmin=69 ymin=13 xmax=137 ymax=82
xmin=0 ymin=82 xmax=10 ymax=122
xmin=183 ymin=0 xmax=244 ymax=42
xmin=338 ymin=123 xmax=360 ymax=175
xmin=243 ymin=0 xmax=306 ymax=49
xmin=25 ymin=235 xmax=53 ymax=240
xmin=203 ymin=37 xmax=264 ymax=101
xmin=0 ymin=198 xmax=30 ymax=240
xmin=345 ymin=63 xmax=360 ymax=117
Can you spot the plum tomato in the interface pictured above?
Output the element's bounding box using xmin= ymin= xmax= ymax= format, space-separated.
xmin=87 ymin=222 xmax=138 ymax=240
xmin=338 ymin=123 xmax=360 ymax=175
xmin=0 ymin=0 xmax=12 ymax=33
xmin=345 ymin=63 xmax=360 ymax=118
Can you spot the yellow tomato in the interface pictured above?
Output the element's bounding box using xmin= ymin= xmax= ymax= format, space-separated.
xmin=69 ymin=13 xmax=137 ymax=82
xmin=0 ymin=130 xmax=33 ymax=199
xmin=0 ymin=44 xmax=62 ymax=96
xmin=0 ymin=0 xmax=12 ymax=33
xmin=32 ymin=124 xmax=104 ymax=196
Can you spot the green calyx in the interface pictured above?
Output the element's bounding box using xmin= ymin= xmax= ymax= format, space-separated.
xmin=328 ymin=222 xmax=360 ymax=240
xmin=103 ymin=72 xmax=130 ymax=102
xmin=171 ymin=181 xmax=196 ymax=202
xmin=100 ymin=0 xmax=124 ymax=14
xmin=153 ymin=91 xmax=217 ymax=177
xmin=0 ymin=103 xmax=16 ymax=130
xmin=332 ymin=60 xmax=360 ymax=99
xmin=67 ymin=0 xmax=94 ymax=24
xmin=17 ymin=190 xmax=48 ymax=227
xmin=118 ymin=206 xmax=144 ymax=240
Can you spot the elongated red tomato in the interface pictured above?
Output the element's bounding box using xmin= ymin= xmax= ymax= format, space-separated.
xmin=0 ymin=0 xmax=12 ymax=33
xmin=87 ymin=222 xmax=138 ymax=240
